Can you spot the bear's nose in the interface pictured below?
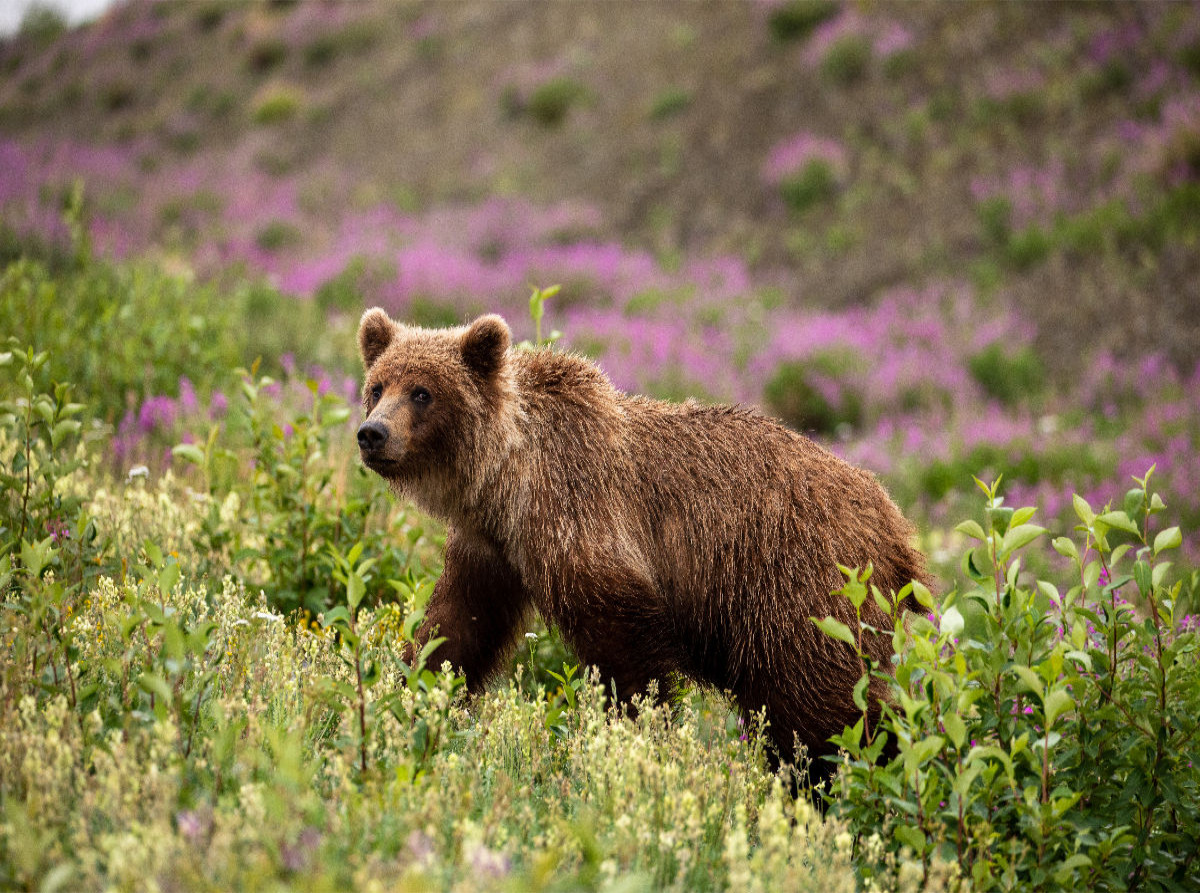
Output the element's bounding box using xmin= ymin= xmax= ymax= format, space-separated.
xmin=357 ymin=420 xmax=389 ymax=452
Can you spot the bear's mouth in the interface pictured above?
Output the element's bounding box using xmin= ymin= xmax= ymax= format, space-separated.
xmin=360 ymin=453 xmax=401 ymax=475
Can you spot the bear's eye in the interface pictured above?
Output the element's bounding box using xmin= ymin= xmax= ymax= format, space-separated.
xmin=370 ymin=383 xmax=383 ymax=403
xmin=411 ymin=386 xmax=432 ymax=406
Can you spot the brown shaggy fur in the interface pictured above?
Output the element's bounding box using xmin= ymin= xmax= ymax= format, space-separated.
xmin=357 ymin=309 xmax=932 ymax=772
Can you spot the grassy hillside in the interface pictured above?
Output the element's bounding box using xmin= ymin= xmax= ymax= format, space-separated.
xmin=3 ymin=1 xmax=1200 ymax=364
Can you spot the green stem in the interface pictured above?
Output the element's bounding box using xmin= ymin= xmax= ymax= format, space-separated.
xmin=17 ymin=394 xmax=33 ymax=549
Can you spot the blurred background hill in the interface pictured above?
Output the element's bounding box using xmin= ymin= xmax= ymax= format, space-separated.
xmin=2 ymin=0 xmax=1200 ymax=552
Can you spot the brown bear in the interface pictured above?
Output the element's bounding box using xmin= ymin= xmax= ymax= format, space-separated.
xmin=356 ymin=308 xmax=931 ymax=781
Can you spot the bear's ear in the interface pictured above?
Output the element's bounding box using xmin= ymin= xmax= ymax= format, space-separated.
xmin=358 ymin=307 xmax=395 ymax=369
xmin=461 ymin=314 xmax=510 ymax=379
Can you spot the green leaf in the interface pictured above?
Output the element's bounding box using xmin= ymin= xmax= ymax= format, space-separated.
xmin=955 ymin=519 xmax=986 ymax=541
xmin=1123 ymin=488 xmax=1145 ymax=517
xmin=939 ymin=605 xmax=964 ymax=638
xmin=171 ymin=443 xmax=206 ymax=466
xmin=1053 ymin=854 xmax=1092 ymax=885
xmin=894 ymin=824 xmax=925 ymax=853
xmin=1152 ymin=561 xmax=1171 ymax=588
xmin=322 ymin=606 xmax=352 ymax=628
xmin=144 ymin=540 xmax=164 ymax=570
xmin=1037 ymin=580 xmax=1060 ymax=605
xmin=1011 ymin=664 xmax=1044 ymax=697
xmin=907 ymin=734 xmax=944 ymax=767
xmin=1051 ymin=536 xmax=1079 ymax=561
xmin=810 ymin=616 xmax=856 ymax=648
xmin=1010 ymin=506 xmax=1037 ymax=527
xmin=1072 ymin=493 xmax=1095 ymax=525
xmin=158 ymin=561 xmax=181 ymax=597
xmin=910 ymin=580 xmax=936 ymax=611
xmin=942 ymin=711 xmax=967 ymax=750
xmin=1153 ymin=526 xmax=1181 ymax=556
xmin=967 ymin=744 xmax=1013 ymax=779
xmin=20 ymin=537 xmax=57 ymax=579
xmin=872 ymin=586 xmax=893 ymax=616
xmin=51 ymin=418 xmax=80 ymax=447
xmin=347 ymin=573 xmax=366 ymax=612
xmin=1097 ymin=511 xmax=1140 ymax=535
xmin=1001 ymin=523 xmax=1046 ymax=555
xmin=362 ymin=659 xmax=380 ymax=688
xmin=137 ymin=672 xmax=173 ymax=704
xmin=1133 ymin=560 xmax=1152 ymax=596
xmin=1043 ymin=688 xmax=1073 ymax=726
xmin=34 ymin=398 xmax=55 ymax=427
xmin=851 ymin=674 xmax=869 ymax=712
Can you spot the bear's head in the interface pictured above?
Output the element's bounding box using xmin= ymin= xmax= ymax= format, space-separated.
xmin=356 ymin=308 xmax=514 ymax=511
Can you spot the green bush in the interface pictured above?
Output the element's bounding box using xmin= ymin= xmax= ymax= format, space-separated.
xmin=766 ymin=0 xmax=839 ymax=42
xmin=821 ymin=36 xmax=871 ymax=86
xmin=254 ymin=219 xmax=302 ymax=252
xmin=17 ymin=4 xmax=66 ymax=45
xmin=0 ymin=257 xmax=237 ymax=426
xmin=977 ymin=196 xmax=1013 ymax=248
xmin=968 ymin=341 xmax=1045 ymax=406
xmin=247 ymin=37 xmax=288 ymax=73
xmin=821 ymin=473 xmax=1200 ymax=891
xmin=406 ymin=296 xmax=462 ymax=329
xmin=764 ymin=353 xmax=862 ymax=435
xmin=525 ymin=76 xmax=587 ymax=126
xmin=778 ymin=159 xmax=840 ymax=213
xmin=649 ymin=87 xmax=692 ymax=121
xmin=253 ymin=86 xmax=302 ymax=125
xmin=303 ymin=22 xmax=375 ymax=68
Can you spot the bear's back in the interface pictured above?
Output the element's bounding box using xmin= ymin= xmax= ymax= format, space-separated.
xmin=508 ymin=349 xmax=923 ymax=624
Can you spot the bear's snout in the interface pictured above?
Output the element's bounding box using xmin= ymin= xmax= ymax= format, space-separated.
xmin=357 ymin=420 xmax=389 ymax=453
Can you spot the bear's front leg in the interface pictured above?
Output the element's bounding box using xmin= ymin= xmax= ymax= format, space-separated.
xmin=407 ymin=532 xmax=531 ymax=693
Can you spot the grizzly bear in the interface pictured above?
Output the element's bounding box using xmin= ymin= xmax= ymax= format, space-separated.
xmin=356 ymin=308 xmax=930 ymax=781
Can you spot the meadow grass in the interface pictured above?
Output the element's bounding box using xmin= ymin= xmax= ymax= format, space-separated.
xmin=2 ymin=244 xmax=1198 ymax=890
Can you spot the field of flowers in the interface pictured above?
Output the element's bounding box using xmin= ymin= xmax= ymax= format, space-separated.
xmin=2 ymin=1 xmax=1200 ymax=890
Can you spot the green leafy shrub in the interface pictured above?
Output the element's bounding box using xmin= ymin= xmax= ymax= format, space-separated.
xmin=778 ymin=159 xmax=840 ymax=213
xmin=525 ymin=77 xmax=587 ymax=126
xmin=910 ymin=441 xmax=1112 ymax=505
xmin=406 ymin=296 xmax=462 ymax=329
xmin=254 ymin=219 xmax=302 ymax=252
xmin=100 ymin=81 xmax=135 ymax=112
xmin=649 ymin=87 xmax=692 ymax=121
xmin=968 ymin=341 xmax=1045 ymax=406
xmin=247 ymin=37 xmax=288 ymax=73
xmin=193 ymin=4 xmax=224 ymax=32
xmin=764 ymin=352 xmax=863 ymax=435
xmin=0 ymin=343 xmax=88 ymax=562
xmin=821 ymin=36 xmax=872 ymax=86
xmin=819 ymin=473 xmax=1200 ymax=891
xmin=0 ymin=257 xmax=237 ymax=426
xmin=766 ymin=0 xmax=839 ymax=43
xmin=253 ymin=86 xmax=302 ymax=125
xmin=303 ymin=21 xmax=375 ymax=68
xmin=18 ymin=4 xmax=66 ymax=44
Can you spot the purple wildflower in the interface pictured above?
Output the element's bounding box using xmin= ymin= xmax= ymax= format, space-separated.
xmin=138 ymin=396 xmax=178 ymax=433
